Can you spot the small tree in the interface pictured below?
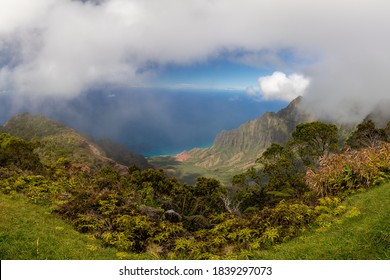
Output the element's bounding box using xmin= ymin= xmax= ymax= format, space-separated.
xmin=346 ymin=119 xmax=388 ymax=149
xmin=291 ymin=121 xmax=339 ymax=166
xmin=191 ymin=177 xmax=226 ymax=216
xmin=257 ymin=143 xmax=306 ymax=201
xmin=231 ymin=168 xmax=267 ymax=212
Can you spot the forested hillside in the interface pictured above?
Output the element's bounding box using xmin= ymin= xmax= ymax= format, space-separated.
xmin=1 ymin=113 xmax=150 ymax=172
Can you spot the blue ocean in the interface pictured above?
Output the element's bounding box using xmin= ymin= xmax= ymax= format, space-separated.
xmin=0 ymin=88 xmax=287 ymax=156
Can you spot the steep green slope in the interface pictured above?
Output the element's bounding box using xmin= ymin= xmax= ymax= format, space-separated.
xmin=0 ymin=194 xmax=123 ymax=259
xmin=189 ymin=96 xmax=313 ymax=167
xmin=252 ymin=182 xmax=390 ymax=259
xmin=94 ymin=138 xmax=151 ymax=169
xmin=1 ymin=113 xmax=149 ymax=172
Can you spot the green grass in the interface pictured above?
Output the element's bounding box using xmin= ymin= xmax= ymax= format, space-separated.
xmin=2 ymin=182 xmax=389 ymax=260
xmin=0 ymin=194 xmax=145 ymax=260
xmin=251 ymin=183 xmax=390 ymax=259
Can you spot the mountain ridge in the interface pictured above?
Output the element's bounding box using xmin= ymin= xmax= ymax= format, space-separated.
xmin=182 ymin=96 xmax=315 ymax=170
xmin=149 ymin=96 xmax=317 ymax=184
xmin=0 ymin=113 xmax=151 ymax=173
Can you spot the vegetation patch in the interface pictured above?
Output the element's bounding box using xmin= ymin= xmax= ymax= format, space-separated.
xmin=0 ymin=194 xmax=133 ymax=260
xmin=251 ymin=182 xmax=390 ymax=259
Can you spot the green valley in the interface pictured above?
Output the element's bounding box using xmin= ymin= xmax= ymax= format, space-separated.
xmin=1 ymin=102 xmax=390 ymax=260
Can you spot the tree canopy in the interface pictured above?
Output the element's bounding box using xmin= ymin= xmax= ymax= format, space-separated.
xmin=291 ymin=121 xmax=339 ymax=166
xmin=346 ymin=119 xmax=388 ymax=149
xmin=0 ymin=133 xmax=42 ymax=171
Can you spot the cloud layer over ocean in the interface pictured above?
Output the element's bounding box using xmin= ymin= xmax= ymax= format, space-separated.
xmin=1 ymin=0 xmax=390 ymax=122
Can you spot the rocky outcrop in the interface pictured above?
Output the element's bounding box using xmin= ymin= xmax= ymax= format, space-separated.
xmin=174 ymin=151 xmax=192 ymax=162
xmin=164 ymin=209 xmax=182 ymax=222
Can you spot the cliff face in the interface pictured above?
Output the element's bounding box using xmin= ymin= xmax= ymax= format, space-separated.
xmin=186 ymin=96 xmax=315 ymax=171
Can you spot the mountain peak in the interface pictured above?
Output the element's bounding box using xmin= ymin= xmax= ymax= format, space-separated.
xmin=288 ymin=95 xmax=303 ymax=107
xmin=277 ymin=96 xmax=302 ymax=116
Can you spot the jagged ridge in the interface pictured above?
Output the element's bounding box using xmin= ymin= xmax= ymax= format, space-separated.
xmin=184 ymin=96 xmax=315 ymax=171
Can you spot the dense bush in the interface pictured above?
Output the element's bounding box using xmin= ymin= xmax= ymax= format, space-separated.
xmin=0 ymin=133 xmax=43 ymax=171
xmin=306 ymin=142 xmax=390 ymax=196
xmin=0 ymin=162 xmax=322 ymax=258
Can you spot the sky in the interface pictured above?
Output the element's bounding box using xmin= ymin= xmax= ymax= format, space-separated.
xmin=1 ymin=0 xmax=390 ymax=153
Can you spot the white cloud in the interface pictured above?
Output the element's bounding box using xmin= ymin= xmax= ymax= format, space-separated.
xmin=258 ymin=72 xmax=310 ymax=102
xmin=0 ymin=0 xmax=56 ymax=34
xmin=0 ymin=0 xmax=147 ymax=99
xmin=0 ymin=0 xmax=390 ymax=122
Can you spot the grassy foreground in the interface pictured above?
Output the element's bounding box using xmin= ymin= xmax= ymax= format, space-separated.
xmin=1 ymin=183 xmax=389 ymax=260
xmin=0 ymin=194 xmax=144 ymax=260
xmin=252 ymin=182 xmax=390 ymax=259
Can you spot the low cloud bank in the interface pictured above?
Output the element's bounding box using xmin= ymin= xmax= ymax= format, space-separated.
xmin=1 ymin=0 xmax=390 ymax=123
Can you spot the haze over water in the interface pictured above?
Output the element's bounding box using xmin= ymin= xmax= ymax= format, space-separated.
xmin=0 ymin=88 xmax=287 ymax=156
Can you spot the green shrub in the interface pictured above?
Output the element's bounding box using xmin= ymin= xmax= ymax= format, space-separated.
xmin=306 ymin=143 xmax=390 ymax=196
xmin=0 ymin=133 xmax=43 ymax=171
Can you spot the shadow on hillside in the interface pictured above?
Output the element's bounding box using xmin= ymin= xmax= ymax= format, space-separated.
xmin=179 ymin=173 xmax=202 ymax=186
xmin=148 ymin=156 xmax=204 ymax=185
xmin=148 ymin=156 xmax=180 ymax=169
